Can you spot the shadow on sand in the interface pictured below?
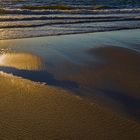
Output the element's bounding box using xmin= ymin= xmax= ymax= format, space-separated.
xmin=0 ymin=66 xmax=79 ymax=90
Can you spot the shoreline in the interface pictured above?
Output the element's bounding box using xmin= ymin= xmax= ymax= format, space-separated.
xmin=0 ymin=29 xmax=140 ymax=139
xmin=0 ymin=28 xmax=140 ymax=41
xmin=0 ymin=70 xmax=140 ymax=139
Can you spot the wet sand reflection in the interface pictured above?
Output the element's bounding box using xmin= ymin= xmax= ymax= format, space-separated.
xmin=0 ymin=52 xmax=78 ymax=90
xmin=0 ymin=52 xmax=43 ymax=70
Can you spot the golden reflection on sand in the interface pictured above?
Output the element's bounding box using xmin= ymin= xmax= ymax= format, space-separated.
xmin=0 ymin=52 xmax=43 ymax=70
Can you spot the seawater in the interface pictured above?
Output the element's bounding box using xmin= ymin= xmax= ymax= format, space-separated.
xmin=0 ymin=0 xmax=140 ymax=39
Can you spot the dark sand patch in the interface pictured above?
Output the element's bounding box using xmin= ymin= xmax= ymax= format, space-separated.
xmin=47 ymin=46 xmax=140 ymax=120
xmin=50 ymin=46 xmax=140 ymax=97
xmin=0 ymin=72 xmax=140 ymax=139
xmin=87 ymin=46 xmax=140 ymax=97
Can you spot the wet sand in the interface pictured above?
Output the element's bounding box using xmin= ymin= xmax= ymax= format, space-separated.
xmin=48 ymin=45 xmax=140 ymax=120
xmin=56 ymin=46 xmax=140 ymax=97
xmin=0 ymin=72 xmax=140 ymax=139
xmin=0 ymin=29 xmax=140 ymax=139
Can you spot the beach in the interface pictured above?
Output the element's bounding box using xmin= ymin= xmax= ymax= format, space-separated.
xmin=0 ymin=29 xmax=140 ymax=139
xmin=0 ymin=71 xmax=140 ymax=139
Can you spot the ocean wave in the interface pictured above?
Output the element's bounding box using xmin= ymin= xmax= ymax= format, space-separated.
xmin=0 ymin=18 xmax=140 ymax=29
xmin=0 ymin=14 xmax=139 ymax=22
xmin=0 ymin=4 xmax=140 ymax=40
xmin=0 ymin=8 xmax=140 ymax=15
xmin=0 ymin=20 xmax=140 ymax=40
xmin=1 ymin=0 xmax=140 ymax=9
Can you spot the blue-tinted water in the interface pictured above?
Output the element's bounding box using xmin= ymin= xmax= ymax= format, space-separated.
xmin=0 ymin=0 xmax=140 ymax=8
xmin=0 ymin=0 xmax=140 ymax=39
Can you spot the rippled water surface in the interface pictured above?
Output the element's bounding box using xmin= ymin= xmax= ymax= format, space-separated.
xmin=0 ymin=0 xmax=140 ymax=8
xmin=0 ymin=0 xmax=140 ymax=39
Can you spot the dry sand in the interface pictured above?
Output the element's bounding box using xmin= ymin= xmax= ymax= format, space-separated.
xmin=0 ymin=72 xmax=140 ymax=140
